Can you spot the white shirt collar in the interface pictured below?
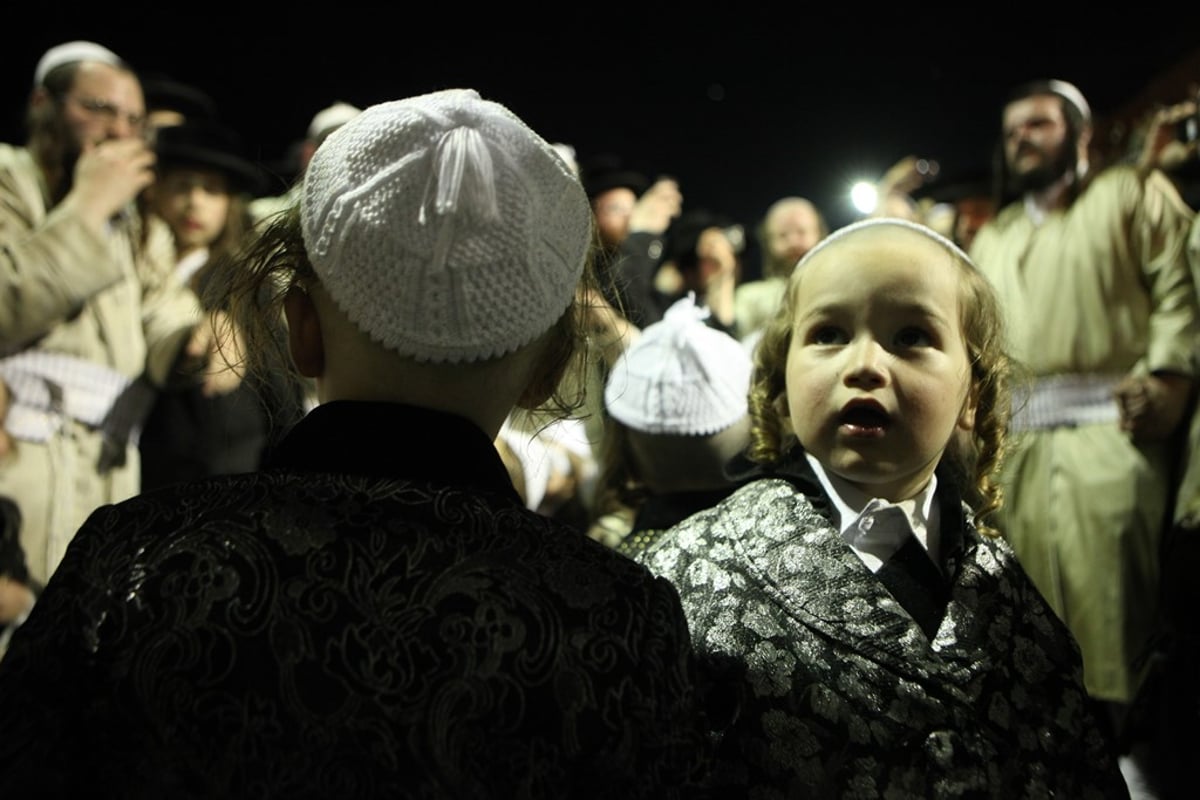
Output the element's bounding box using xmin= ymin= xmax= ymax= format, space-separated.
xmin=804 ymin=452 xmax=939 ymax=572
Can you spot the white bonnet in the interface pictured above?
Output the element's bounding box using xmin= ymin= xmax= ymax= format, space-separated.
xmin=300 ymin=88 xmax=592 ymax=363
xmin=605 ymin=294 xmax=753 ymax=436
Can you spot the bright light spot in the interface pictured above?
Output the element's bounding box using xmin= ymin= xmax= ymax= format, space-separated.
xmin=850 ymin=181 xmax=878 ymax=215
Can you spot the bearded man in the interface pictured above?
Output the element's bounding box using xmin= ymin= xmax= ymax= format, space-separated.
xmin=969 ymin=78 xmax=1199 ymax=795
xmin=0 ymin=42 xmax=235 ymax=589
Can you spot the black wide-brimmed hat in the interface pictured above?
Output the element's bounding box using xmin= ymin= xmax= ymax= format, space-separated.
xmin=141 ymin=73 xmax=219 ymax=121
xmin=578 ymin=153 xmax=650 ymax=200
xmin=155 ymin=120 xmax=268 ymax=195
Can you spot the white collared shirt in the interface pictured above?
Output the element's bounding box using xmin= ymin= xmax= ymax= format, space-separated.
xmin=804 ymin=453 xmax=940 ymax=573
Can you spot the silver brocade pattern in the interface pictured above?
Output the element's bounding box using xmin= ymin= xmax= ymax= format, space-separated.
xmin=631 ymin=478 xmax=1129 ymax=800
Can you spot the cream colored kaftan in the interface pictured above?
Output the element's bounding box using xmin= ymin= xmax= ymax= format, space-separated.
xmin=969 ymin=164 xmax=1199 ymax=702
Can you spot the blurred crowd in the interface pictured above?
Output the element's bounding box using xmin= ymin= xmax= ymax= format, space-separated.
xmin=0 ymin=39 xmax=1198 ymax=800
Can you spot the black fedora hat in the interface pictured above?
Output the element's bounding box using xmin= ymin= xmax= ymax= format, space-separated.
xmin=155 ymin=120 xmax=267 ymax=196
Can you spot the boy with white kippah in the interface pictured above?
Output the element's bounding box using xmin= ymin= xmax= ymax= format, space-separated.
xmin=589 ymin=292 xmax=752 ymax=550
xmin=628 ymin=217 xmax=1128 ymax=797
xmin=0 ymin=88 xmax=713 ymax=799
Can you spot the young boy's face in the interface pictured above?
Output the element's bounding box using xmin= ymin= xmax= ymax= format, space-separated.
xmin=148 ymin=166 xmax=232 ymax=254
xmin=783 ymin=226 xmax=977 ymax=502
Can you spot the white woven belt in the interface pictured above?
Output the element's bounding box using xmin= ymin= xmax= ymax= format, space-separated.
xmin=1010 ymin=373 xmax=1122 ymax=432
xmin=0 ymin=350 xmax=150 ymax=444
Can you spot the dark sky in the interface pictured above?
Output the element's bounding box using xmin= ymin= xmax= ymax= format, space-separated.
xmin=5 ymin=9 xmax=1199 ymax=247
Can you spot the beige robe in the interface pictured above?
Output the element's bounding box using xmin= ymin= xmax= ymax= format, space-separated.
xmin=968 ymin=164 xmax=1199 ymax=702
xmin=732 ymin=275 xmax=786 ymax=343
xmin=0 ymin=144 xmax=201 ymax=585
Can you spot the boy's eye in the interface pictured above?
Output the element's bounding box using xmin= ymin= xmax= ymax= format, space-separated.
xmin=810 ymin=325 xmax=847 ymax=345
xmin=895 ymin=327 xmax=933 ymax=348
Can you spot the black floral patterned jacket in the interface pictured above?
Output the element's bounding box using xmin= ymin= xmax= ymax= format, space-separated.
xmin=0 ymin=401 xmax=712 ymax=799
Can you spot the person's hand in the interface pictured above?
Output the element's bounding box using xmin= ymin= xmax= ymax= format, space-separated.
xmin=1114 ymin=371 xmax=1194 ymax=440
xmin=183 ymin=310 xmax=246 ymax=397
xmin=1137 ymin=98 xmax=1199 ymax=175
xmin=63 ymin=138 xmax=157 ymax=234
xmin=0 ymin=576 xmax=36 ymax=626
xmin=628 ymin=177 xmax=682 ymax=235
xmin=878 ymin=155 xmax=934 ymax=197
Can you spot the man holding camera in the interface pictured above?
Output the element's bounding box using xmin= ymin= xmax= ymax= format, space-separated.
xmin=968 ymin=78 xmax=1199 ymax=798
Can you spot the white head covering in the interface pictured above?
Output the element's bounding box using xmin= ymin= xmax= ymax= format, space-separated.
xmin=34 ymin=41 xmax=122 ymax=87
xmin=300 ymin=88 xmax=591 ymax=364
xmin=1046 ymin=79 xmax=1092 ymax=124
xmin=798 ymin=216 xmax=973 ymax=272
xmin=606 ymin=293 xmax=753 ymax=435
xmin=307 ymin=101 xmax=362 ymax=141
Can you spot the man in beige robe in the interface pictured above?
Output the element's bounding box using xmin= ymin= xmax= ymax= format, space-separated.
xmin=969 ymin=78 xmax=1198 ymax=793
xmin=0 ymin=42 xmax=234 ymax=587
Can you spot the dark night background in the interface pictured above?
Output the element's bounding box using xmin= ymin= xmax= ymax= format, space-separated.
xmin=5 ymin=6 xmax=1200 ymax=275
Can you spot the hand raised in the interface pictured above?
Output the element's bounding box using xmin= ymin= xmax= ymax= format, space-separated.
xmin=628 ymin=177 xmax=683 ymax=235
xmin=66 ymin=138 xmax=157 ymax=232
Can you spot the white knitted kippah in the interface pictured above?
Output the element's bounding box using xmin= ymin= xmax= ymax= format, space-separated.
xmin=301 ymin=88 xmax=592 ymax=363
xmin=34 ymin=41 xmax=122 ymax=87
xmin=606 ymin=294 xmax=753 ymax=435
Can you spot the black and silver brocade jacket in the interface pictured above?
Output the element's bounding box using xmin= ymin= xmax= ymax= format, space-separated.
xmin=629 ymin=451 xmax=1129 ymax=800
xmin=0 ymin=401 xmax=712 ymax=799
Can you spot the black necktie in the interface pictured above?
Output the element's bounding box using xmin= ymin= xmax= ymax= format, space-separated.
xmin=875 ymin=535 xmax=950 ymax=638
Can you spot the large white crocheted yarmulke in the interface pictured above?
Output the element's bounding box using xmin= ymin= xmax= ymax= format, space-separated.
xmin=605 ymin=294 xmax=753 ymax=436
xmin=301 ymin=88 xmax=591 ymax=363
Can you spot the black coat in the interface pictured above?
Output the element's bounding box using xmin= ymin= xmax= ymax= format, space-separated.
xmin=0 ymin=401 xmax=712 ymax=799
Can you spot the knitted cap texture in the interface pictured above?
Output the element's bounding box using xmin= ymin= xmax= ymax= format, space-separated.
xmin=606 ymin=294 xmax=752 ymax=435
xmin=301 ymin=88 xmax=591 ymax=363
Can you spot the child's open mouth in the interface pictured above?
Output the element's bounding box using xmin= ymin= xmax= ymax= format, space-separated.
xmin=839 ymin=403 xmax=889 ymax=436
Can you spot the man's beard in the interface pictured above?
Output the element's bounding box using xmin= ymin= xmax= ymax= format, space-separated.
xmin=1008 ymin=142 xmax=1076 ymax=195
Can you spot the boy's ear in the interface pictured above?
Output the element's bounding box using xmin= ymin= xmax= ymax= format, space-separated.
xmin=774 ymin=392 xmax=793 ymax=435
xmin=283 ymin=286 xmax=325 ymax=378
xmin=957 ymin=382 xmax=979 ymax=431
xmin=515 ymin=333 xmax=570 ymax=411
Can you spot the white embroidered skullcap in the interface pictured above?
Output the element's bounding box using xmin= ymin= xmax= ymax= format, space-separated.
xmin=307 ymin=101 xmax=362 ymax=141
xmin=300 ymin=88 xmax=592 ymax=363
xmin=34 ymin=41 xmax=122 ymax=87
xmin=605 ymin=293 xmax=753 ymax=435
